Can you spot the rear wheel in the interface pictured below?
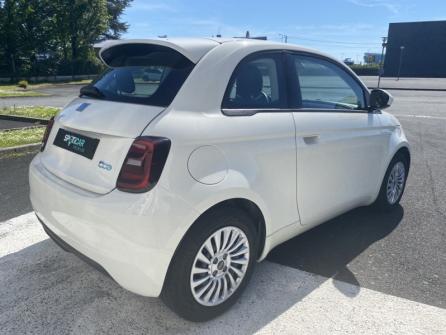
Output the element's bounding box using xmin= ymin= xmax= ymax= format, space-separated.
xmin=161 ymin=206 xmax=257 ymax=322
xmin=374 ymin=153 xmax=409 ymax=210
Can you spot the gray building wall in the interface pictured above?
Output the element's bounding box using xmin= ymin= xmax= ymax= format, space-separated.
xmin=384 ymin=21 xmax=446 ymax=78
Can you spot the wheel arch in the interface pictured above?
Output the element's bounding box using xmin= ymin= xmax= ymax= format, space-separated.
xmin=372 ymin=143 xmax=411 ymax=204
xmin=169 ymin=197 xmax=267 ymax=268
xmin=386 ymin=143 xmax=411 ymax=177
xmin=161 ymin=197 xmax=267 ymax=296
xmin=395 ymin=146 xmax=411 ymax=168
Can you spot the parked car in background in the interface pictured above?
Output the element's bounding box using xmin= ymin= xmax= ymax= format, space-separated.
xmin=343 ymin=57 xmax=355 ymax=65
xmin=29 ymin=38 xmax=410 ymax=321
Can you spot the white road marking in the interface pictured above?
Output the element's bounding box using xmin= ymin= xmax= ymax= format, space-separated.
xmin=396 ymin=114 xmax=446 ymax=120
xmin=0 ymin=212 xmax=47 ymax=256
xmin=1 ymin=213 xmax=445 ymax=335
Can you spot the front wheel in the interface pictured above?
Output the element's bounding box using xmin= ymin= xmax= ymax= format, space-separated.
xmin=161 ymin=206 xmax=257 ymax=322
xmin=374 ymin=153 xmax=409 ymax=210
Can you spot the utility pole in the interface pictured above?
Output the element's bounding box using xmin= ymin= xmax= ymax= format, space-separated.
xmin=279 ymin=34 xmax=288 ymax=43
xmin=397 ymin=45 xmax=405 ymax=81
xmin=377 ymin=36 xmax=387 ymax=88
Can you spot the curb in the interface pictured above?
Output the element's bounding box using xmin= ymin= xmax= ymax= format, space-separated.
xmin=0 ymin=114 xmax=49 ymax=125
xmin=0 ymin=143 xmax=41 ymax=154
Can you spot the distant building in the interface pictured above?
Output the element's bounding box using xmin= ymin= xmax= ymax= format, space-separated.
xmin=363 ymin=53 xmax=383 ymax=65
xmin=383 ymin=20 xmax=446 ymax=77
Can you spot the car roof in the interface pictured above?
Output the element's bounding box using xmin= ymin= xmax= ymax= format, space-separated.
xmin=97 ymin=37 xmax=333 ymax=65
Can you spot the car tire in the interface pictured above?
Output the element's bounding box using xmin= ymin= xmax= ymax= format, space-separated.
xmin=374 ymin=153 xmax=409 ymax=211
xmin=161 ymin=206 xmax=257 ymax=322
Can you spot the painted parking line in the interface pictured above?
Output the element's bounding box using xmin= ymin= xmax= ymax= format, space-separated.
xmin=396 ymin=114 xmax=446 ymax=120
xmin=1 ymin=213 xmax=445 ymax=335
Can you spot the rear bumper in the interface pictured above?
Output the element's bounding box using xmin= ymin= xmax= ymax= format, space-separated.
xmin=29 ymin=154 xmax=198 ymax=297
xmin=38 ymin=216 xmax=110 ymax=276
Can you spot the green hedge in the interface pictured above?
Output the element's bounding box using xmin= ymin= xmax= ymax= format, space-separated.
xmin=349 ymin=64 xmax=380 ymax=76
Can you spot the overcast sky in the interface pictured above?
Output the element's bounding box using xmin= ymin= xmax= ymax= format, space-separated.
xmin=122 ymin=0 xmax=446 ymax=61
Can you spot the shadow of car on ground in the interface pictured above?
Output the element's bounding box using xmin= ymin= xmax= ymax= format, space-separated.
xmin=268 ymin=205 xmax=404 ymax=297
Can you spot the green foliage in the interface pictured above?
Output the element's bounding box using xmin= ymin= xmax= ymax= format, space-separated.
xmin=350 ymin=64 xmax=380 ymax=70
xmin=103 ymin=0 xmax=132 ymax=39
xmin=349 ymin=64 xmax=380 ymax=76
xmin=17 ymin=80 xmax=28 ymax=89
xmin=0 ymin=0 xmax=133 ymax=79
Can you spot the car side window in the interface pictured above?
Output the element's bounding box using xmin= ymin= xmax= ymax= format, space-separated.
xmin=289 ymin=54 xmax=366 ymax=110
xmin=222 ymin=53 xmax=286 ymax=109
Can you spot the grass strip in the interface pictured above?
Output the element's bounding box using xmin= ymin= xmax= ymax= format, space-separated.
xmin=0 ymin=127 xmax=45 ymax=148
xmin=0 ymin=88 xmax=47 ymax=98
xmin=0 ymin=106 xmax=60 ymax=119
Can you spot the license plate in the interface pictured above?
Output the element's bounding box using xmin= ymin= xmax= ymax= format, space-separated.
xmin=53 ymin=128 xmax=99 ymax=159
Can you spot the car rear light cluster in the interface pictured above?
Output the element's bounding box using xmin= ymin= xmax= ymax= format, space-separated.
xmin=117 ymin=137 xmax=171 ymax=193
xmin=41 ymin=116 xmax=55 ymax=151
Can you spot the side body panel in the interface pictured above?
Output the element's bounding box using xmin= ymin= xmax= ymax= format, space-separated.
xmin=293 ymin=112 xmax=387 ymax=227
xmin=147 ymin=109 xmax=300 ymax=238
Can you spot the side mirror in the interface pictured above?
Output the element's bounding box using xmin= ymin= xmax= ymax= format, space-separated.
xmin=369 ymin=89 xmax=393 ymax=110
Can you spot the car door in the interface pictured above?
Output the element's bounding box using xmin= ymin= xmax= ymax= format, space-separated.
xmin=220 ymin=51 xmax=300 ymax=234
xmin=286 ymin=53 xmax=387 ymax=227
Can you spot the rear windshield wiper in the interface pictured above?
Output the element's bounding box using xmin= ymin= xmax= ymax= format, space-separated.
xmin=80 ymin=85 xmax=104 ymax=99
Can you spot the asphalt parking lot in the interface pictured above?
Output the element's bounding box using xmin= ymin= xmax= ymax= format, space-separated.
xmin=0 ymin=84 xmax=82 ymax=109
xmin=1 ymin=84 xmax=445 ymax=334
xmin=0 ymin=119 xmax=35 ymax=130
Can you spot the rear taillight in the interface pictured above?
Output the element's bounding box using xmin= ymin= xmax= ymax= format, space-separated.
xmin=41 ymin=116 xmax=55 ymax=151
xmin=117 ymin=136 xmax=171 ymax=193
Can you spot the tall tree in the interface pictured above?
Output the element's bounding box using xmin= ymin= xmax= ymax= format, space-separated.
xmin=17 ymin=0 xmax=55 ymax=75
xmin=102 ymin=0 xmax=132 ymax=40
xmin=0 ymin=0 xmax=133 ymax=78
xmin=55 ymin=0 xmax=109 ymax=60
xmin=0 ymin=2 xmax=5 ymax=73
xmin=0 ymin=0 xmax=21 ymax=79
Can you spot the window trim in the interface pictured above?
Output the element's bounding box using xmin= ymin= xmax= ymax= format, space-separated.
xmin=221 ymin=50 xmax=288 ymax=115
xmin=221 ymin=107 xmax=374 ymax=116
xmin=221 ymin=49 xmax=374 ymax=117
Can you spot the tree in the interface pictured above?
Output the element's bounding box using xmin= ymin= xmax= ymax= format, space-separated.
xmin=55 ymin=0 xmax=109 ymax=60
xmin=0 ymin=0 xmax=133 ymax=79
xmin=0 ymin=3 xmax=5 ymax=75
xmin=16 ymin=0 xmax=55 ymax=76
xmin=102 ymin=0 xmax=132 ymax=40
xmin=0 ymin=0 xmax=21 ymax=79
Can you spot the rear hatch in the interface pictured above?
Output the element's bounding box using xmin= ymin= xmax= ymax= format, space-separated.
xmin=41 ymin=98 xmax=165 ymax=194
xmin=40 ymin=41 xmax=207 ymax=194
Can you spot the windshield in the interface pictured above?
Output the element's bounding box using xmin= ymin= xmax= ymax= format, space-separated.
xmin=86 ymin=44 xmax=194 ymax=106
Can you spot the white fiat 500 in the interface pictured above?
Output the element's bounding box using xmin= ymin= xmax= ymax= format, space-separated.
xmin=29 ymin=38 xmax=410 ymax=321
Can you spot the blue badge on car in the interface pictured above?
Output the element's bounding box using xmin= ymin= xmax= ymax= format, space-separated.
xmin=98 ymin=160 xmax=112 ymax=171
xmin=76 ymin=103 xmax=90 ymax=112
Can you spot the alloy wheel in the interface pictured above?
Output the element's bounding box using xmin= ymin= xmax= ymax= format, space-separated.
xmin=386 ymin=161 xmax=406 ymax=205
xmin=190 ymin=226 xmax=250 ymax=306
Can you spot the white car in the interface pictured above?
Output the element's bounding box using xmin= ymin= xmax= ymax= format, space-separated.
xmin=29 ymin=38 xmax=410 ymax=321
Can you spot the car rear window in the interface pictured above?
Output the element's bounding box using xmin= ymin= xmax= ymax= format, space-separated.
xmin=88 ymin=44 xmax=194 ymax=106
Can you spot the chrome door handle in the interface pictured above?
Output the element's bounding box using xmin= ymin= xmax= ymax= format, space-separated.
xmin=303 ymin=134 xmax=320 ymax=144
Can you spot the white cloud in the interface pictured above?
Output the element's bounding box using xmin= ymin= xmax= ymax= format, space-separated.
xmin=347 ymin=0 xmax=399 ymax=14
